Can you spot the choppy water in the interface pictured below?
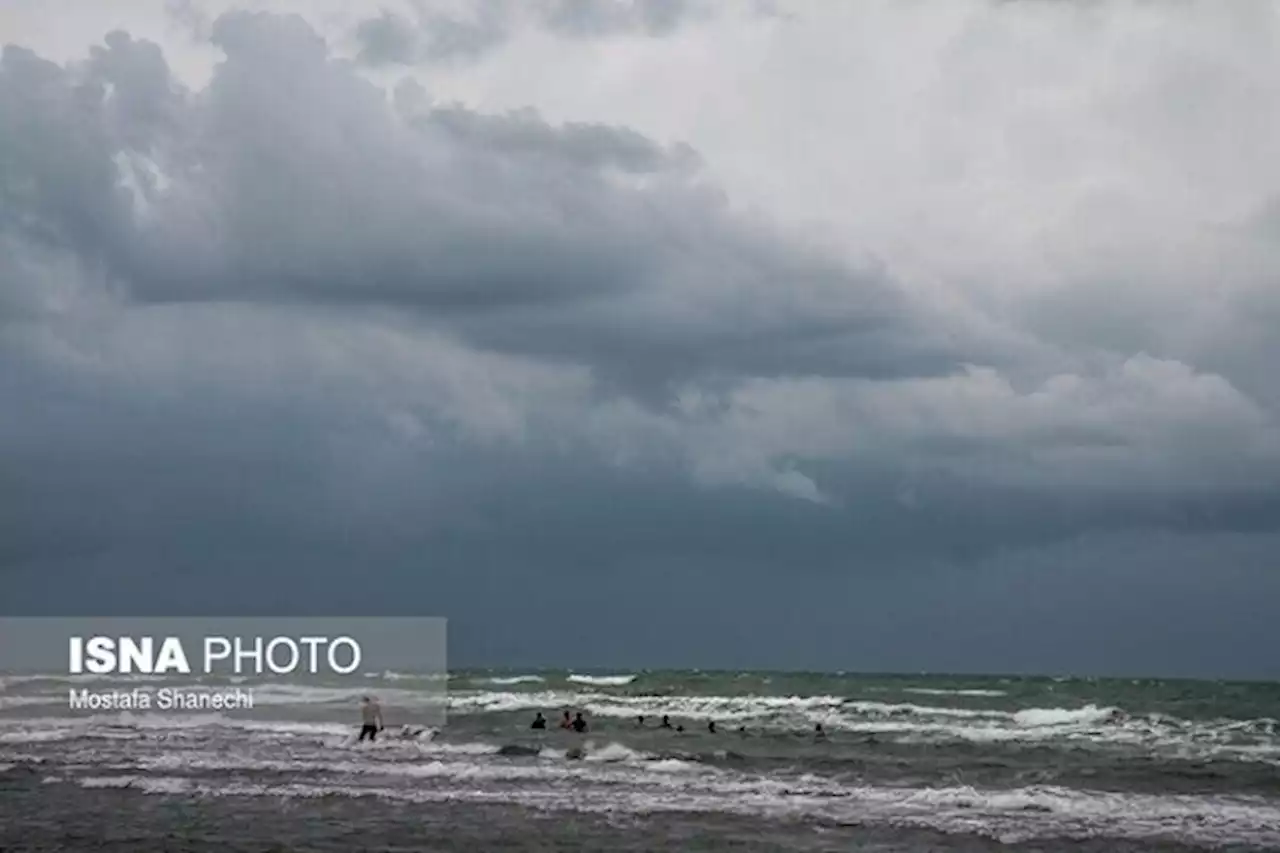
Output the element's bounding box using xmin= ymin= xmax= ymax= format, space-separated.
xmin=3 ymin=669 xmax=1279 ymax=850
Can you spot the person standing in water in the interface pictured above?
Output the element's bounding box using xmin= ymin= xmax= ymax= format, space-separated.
xmin=531 ymin=712 xmax=546 ymax=730
xmin=571 ymin=711 xmax=588 ymax=733
xmin=559 ymin=710 xmax=573 ymax=729
xmin=358 ymin=696 xmax=383 ymax=742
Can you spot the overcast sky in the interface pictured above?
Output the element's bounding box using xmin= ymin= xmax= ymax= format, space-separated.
xmin=2 ymin=0 xmax=1279 ymax=678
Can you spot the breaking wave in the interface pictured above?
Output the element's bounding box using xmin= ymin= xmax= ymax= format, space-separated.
xmin=476 ymin=675 xmax=545 ymax=686
xmin=61 ymin=769 xmax=1280 ymax=849
xmin=9 ymin=670 xmax=1278 ymax=849
xmin=440 ymin=692 xmax=1279 ymax=762
xmin=565 ymin=674 xmax=637 ymax=687
xmin=903 ymin=688 xmax=1008 ymax=698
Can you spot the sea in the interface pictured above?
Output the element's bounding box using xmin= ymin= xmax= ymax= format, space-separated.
xmin=2 ymin=669 xmax=1279 ymax=851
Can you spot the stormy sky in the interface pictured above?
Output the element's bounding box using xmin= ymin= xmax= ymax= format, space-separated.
xmin=2 ymin=0 xmax=1279 ymax=678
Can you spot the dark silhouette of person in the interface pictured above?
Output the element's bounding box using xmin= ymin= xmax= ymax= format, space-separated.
xmin=531 ymin=712 xmax=546 ymax=730
xmin=814 ymin=723 xmax=826 ymax=740
xmin=571 ymin=712 xmax=588 ymax=733
xmin=636 ymin=715 xmax=645 ymax=727
xmin=707 ymin=720 xmax=717 ymax=734
xmin=659 ymin=715 xmax=672 ymax=729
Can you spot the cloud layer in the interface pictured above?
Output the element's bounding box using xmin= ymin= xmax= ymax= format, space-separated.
xmin=2 ymin=1 xmax=1278 ymax=676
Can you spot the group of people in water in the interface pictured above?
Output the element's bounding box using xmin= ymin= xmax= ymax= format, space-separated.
xmin=530 ymin=710 xmax=590 ymax=732
xmin=530 ymin=709 xmax=828 ymax=739
xmin=358 ymin=695 xmax=829 ymax=743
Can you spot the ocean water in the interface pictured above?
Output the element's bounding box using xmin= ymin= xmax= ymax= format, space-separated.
xmin=2 ymin=669 xmax=1279 ymax=850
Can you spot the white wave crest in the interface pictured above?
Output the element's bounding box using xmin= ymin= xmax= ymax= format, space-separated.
xmin=479 ymin=675 xmax=545 ymax=686
xmin=582 ymin=741 xmax=648 ymax=763
xmin=1013 ymin=705 xmax=1117 ymax=727
xmin=903 ymin=688 xmax=1008 ymax=697
xmin=362 ymin=671 xmax=448 ymax=682
xmin=71 ymin=771 xmax=1280 ymax=849
xmin=566 ymin=674 xmax=636 ymax=687
xmin=447 ymin=689 xmax=848 ymax=722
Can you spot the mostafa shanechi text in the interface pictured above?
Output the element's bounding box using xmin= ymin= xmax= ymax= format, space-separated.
xmin=68 ymin=685 xmax=255 ymax=711
xmin=68 ymin=635 xmax=362 ymax=675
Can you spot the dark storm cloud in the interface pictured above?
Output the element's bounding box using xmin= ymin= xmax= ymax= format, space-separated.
xmin=2 ymin=13 xmax=953 ymax=395
xmin=2 ymin=8 xmax=1280 ymax=675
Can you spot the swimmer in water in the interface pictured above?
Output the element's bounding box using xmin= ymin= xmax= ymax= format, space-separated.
xmin=531 ymin=712 xmax=546 ymax=730
xmin=571 ymin=712 xmax=588 ymax=733
xmin=560 ymin=710 xmax=572 ymax=729
xmin=357 ymin=696 xmax=383 ymax=742
xmin=707 ymin=720 xmax=717 ymax=734
xmin=814 ymin=723 xmax=826 ymax=740
xmin=636 ymin=715 xmax=645 ymax=727
xmin=659 ymin=715 xmax=672 ymax=729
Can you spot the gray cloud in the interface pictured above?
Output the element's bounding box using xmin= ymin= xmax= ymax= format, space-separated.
xmin=542 ymin=0 xmax=699 ymax=37
xmin=354 ymin=2 xmax=512 ymax=66
xmin=354 ymin=11 xmax=426 ymax=66
xmin=350 ymin=0 xmax=714 ymax=67
xmin=4 ymin=14 xmax=957 ymax=399
xmin=2 ymin=6 xmax=1279 ymax=675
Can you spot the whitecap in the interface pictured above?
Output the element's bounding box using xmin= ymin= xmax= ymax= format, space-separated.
xmin=566 ymin=674 xmax=637 ymax=687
